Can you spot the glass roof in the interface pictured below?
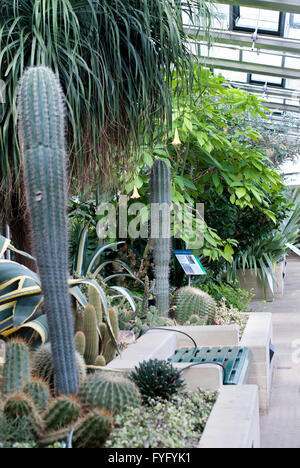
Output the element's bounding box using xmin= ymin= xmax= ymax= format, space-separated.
xmin=183 ymin=3 xmax=300 ymax=117
xmin=183 ymin=0 xmax=300 ymax=180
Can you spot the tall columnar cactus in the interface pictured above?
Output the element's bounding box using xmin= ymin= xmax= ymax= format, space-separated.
xmin=17 ymin=66 xmax=78 ymax=395
xmin=171 ymin=286 xmax=217 ymax=325
xmin=2 ymin=339 xmax=31 ymax=396
xmin=150 ymin=159 xmax=171 ymax=315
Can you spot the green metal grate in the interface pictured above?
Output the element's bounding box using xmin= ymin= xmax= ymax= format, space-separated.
xmin=168 ymin=346 xmax=253 ymax=385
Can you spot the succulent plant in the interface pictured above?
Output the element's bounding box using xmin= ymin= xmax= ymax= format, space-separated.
xmin=150 ymin=159 xmax=171 ymax=316
xmin=79 ymin=372 xmax=141 ymax=414
xmin=22 ymin=378 xmax=51 ymax=413
xmin=129 ymin=359 xmax=185 ymax=403
xmin=31 ymin=343 xmax=87 ymax=392
xmin=82 ymin=304 xmax=99 ymax=365
xmin=3 ymin=392 xmax=44 ymax=437
xmin=18 ymin=66 xmax=78 ymax=395
xmin=44 ymin=395 xmax=81 ymax=431
xmin=2 ymin=339 xmax=31 ymax=396
xmin=171 ymin=286 xmax=217 ymax=325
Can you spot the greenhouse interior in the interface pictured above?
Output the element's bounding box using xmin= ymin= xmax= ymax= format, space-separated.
xmin=1 ymin=0 xmax=300 ymax=451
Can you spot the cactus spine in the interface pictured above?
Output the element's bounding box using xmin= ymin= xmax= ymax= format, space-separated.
xmin=2 ymin=340 xmax=31 ymax=396
xmin=79 ymin=373 xmax=141 ymax=414
xmin=23 ymin=378 xmax=51 ymax=413
xmin=150 ymin=159 xmax=171 ymax=315
xmin=18 ymin=66 xmax=78 ymax=395
xmin=44 ymin=395 xmax=81 ymax=431
xmin=31 ymin=343 xmax=87 ymax=391
xmin=172 ymin=286 xmax=217 ymax=325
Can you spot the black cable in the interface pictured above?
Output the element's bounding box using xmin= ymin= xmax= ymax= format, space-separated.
xmin=178 ymin=361 xmax=227 ymax=385
xmin=142 ymin=327 xmax=198 ymax=349
xmin=142 ymin=327 xmax=226 ymax=384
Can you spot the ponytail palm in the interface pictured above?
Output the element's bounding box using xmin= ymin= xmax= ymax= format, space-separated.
xmin=0 ymin=0 xmax=211 ymax=233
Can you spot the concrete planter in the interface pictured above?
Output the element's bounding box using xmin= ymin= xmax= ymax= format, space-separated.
xmin=199 ymin=385 xmax=260 ymax=448
xmin=108 ymin=312 xmax=273 ymax=414
xmin=237 ymin=260 xmax=286 ymax=300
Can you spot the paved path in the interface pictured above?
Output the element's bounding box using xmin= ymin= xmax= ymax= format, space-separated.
xmin=250 ymin=257 xmax=300 ymax=448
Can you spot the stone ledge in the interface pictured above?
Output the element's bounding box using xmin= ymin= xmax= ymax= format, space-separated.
xmin=199 ymin=385 xmax=260 ymax=449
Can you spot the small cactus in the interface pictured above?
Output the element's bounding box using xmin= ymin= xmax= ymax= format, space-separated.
xmin=171 ymin=286 xmax=217 ymax=325
xmin=88 ymin=285 xmax=103 ymax=323
xmin=75 ymin=331 xmax=86 ymax=357
xmin=22 ymin=378 xmax=51 ymax=413
xmin=95 ymin=355 xmax=106 ymax=367
xmin=83 ymin=304 xmax=99 ymax=365
xmin=31 ymin=343 xmax=87 ymax=392
xmin=2 ymin=339 xmax=31 ymax=396
xmin=72 ymin=409 xmax=112 ymax=448
xmin=44 ymin=395 xmax=81 ymax=431
xmin=3 ymin=392 xmax=44 ymax=437
xmin=79 ymin=373 xmax=141 ymax=414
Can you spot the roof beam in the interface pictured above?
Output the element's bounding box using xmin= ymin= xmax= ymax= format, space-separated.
xmin=265 ymin=101 xmax=300 ymax=113
xmin=228 ymin=81 xmax=300 ymax=99
xmin=185 ymin=27 xmax=300 ymax=55
xmin=198 ymin=56 xmax=300 ymax=80
xmin=212 ymin=0 xmax=300 ymax=14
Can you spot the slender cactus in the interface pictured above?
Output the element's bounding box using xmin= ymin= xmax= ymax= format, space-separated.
xmin=17 ymin=67 xmax=78 ymax=394
xmin=150 ymin=159 xmax=171 ymax=315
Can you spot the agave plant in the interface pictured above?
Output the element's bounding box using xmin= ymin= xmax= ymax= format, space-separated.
xmin=0 ymin=234 xmax=118 ymax=349
xmin=227 ymin=188 xmax=300 ymax=294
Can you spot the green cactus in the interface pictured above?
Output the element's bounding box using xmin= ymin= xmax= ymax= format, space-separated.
xmin=88 ymin=285 xmax=103 ymax=323
xmin=39 ymin=409 xmax=112 ymax=449
xmin=72 ymin=409 xmax=112 ymax=448
xmin=31 ymin=343 xmax=87 ymax=392
xmin=44 ymin=395 xmax=81 ymax=431
xmin=95 ymin=355 xmax=106 ymax=367
xmin=22 ymin=378 xmax=51 ymax=413
xmin=18 ymin=66 xmax=78 ymax=395
xmin=79 ymin=373 xmax=141 ymax=414
xmin=75 ymin=331 xmax=86 ymax=357
xmin=83 ymin=304 xmax=99 ymax=365
xmin=150 ymin=159 xmax=171 ymax=315
xmin=2 ymin=339 xmax=31 ymax=396
xmin=3 ymin=392 xmax=44 ymax=437
xmin=171 ymin=286 xmax=217 ymax=325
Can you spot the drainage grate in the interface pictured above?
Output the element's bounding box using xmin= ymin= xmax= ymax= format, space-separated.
xmin=168 ymin=346 xmax=253 ymax=385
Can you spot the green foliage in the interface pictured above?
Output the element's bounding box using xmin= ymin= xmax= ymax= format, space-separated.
xmin=106 ymin=389 xmax=218 ymax=448
xmin=18 ymin=66 xmax=78 ymax=395
xmin=129 ymin=359 xmax=185 ymax=403
xmin=79 ymin=373 xmax=141 ymax=414
xmin=2 ymin=340 xmax=31 ymax=396
xmin=171 ymin=287 xmax=217 ymax=325
xmin=195 ymin=276 xmax=254 ymax=313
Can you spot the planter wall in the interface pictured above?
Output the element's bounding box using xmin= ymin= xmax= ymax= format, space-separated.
xmin=199 ymin=385 xmax=260 ymax=449
xmin=108 ymin=313 xmax=273 ymax=414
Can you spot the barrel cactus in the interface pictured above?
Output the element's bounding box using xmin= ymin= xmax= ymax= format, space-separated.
xmin=22 ymin=378 xmax=51 ymax=413
xmin=171 ymin=286 xmax=217 ymax=325
xmin=44 ymin=395 xmax=81 ymax=431
xmin=17 ymin=66 xmax=78 ymax=395
xmin=79 ymin=372 xmax=141 ymax=414
xmin=2 ymin=339 xmax=31 ymax=396
xmin=31 ymin=343 xmax=87 ymax=392
xmin=150 ymin=159 xmax=171 ymax=315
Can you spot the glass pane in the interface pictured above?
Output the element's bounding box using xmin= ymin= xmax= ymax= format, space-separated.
xmin=214 ymin=69 xmax=248 ymax=83
xmin=236 ymin=8 xmax=280 ymax=32
xmin=251 ymin=74 xmax=283 ymax=86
